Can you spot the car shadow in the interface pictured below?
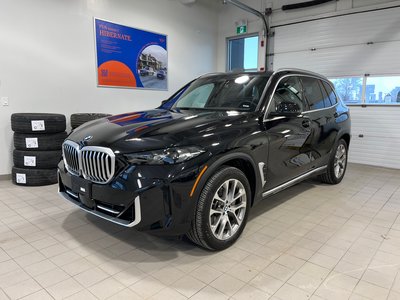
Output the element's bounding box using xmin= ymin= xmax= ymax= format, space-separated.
xmin=61 ymin=179 xmax=318 ymax=263
xmin=62 ymin=210 xmax=206 ymax=262
xmin=248 ymin=179 xmax=318 ymax=220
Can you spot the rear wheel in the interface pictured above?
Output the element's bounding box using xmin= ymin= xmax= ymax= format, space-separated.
xmin=320 ymin=139 xmax=348 ymax=184
xmin=186 ymin=166 xmax=250 ymax=250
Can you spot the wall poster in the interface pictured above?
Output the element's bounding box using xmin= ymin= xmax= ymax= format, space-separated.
xmin=94 ymin=18 xmax=168 ymax=90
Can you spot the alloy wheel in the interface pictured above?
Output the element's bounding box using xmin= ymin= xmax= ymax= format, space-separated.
xmin=209 ymin=179 xmax=247 ymax=240
xmin=334 ymin=143 xmax=347 ymax=179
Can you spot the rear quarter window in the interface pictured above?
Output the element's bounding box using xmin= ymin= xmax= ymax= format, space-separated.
xmin=322 ymin=81 xmax=338 ymax=106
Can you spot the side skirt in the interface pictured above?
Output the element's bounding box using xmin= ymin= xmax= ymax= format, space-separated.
xmin=262 ymin=165 xmax=327 ymax=198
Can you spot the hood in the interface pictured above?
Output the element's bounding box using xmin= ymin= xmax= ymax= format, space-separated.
xmin=67 ymin=109 xmax=257 ymax=153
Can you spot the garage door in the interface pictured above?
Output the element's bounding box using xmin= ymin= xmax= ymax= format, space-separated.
xmin=272 ymin=6 xmax=400 ymax=169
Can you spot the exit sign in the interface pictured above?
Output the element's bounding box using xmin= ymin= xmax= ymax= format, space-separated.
xmin=235 ymin=19 xmax=248 ymax=35
xmin=237 ymin=25 xmax=247 ymax=34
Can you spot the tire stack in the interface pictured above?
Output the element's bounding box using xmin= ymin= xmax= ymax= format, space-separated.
xmin=70 ymin=113 xmax=112 ymax=130
xmin=11 ymin=113 xmax=67 ymax=186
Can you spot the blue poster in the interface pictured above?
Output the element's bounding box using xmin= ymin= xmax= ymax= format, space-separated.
xmin=94 ymin=18 xmax=168 ymax=90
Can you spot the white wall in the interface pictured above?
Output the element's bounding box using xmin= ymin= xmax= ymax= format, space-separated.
xmin=0 ymin=0 xmax=219 ymax=175
xmin=270 ymin=0 xmax=399 ymax=25
xmin=217 ymin=0 xmax=400 ymax=169
xmin=217 ymin=0 xmax=266 ymax=72
xmin=273 ymin=5 xmax=400 ymax=75
xmin=349 ymin=106 xmax=400 ymax=169
xmin=2 ymin=0 xmax=398 ymax=175
xmin=216 ymin=0 xmax=400 ymax=71
xmin=271 ymin=2 xmax=400 ymax=169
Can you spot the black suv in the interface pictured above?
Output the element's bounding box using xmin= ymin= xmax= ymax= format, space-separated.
xmin=58 ymin=69 xmax=350 ymax=250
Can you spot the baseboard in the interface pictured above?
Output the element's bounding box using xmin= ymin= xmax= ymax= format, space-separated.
xmin=0 ymin=174 xmax=11 ymax=180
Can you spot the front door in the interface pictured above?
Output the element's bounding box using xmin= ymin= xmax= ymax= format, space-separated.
xmin=263 ymin=76 xmax=316 ymax=191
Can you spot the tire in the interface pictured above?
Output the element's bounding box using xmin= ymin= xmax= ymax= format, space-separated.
xmin=70 ymin=113 xmax=111 ymax=129
xmin=13 ymin=150 xmax=62 ymax=169
xmin=320 ymin=139 xmax=348 ymax=184
xmin=186 ymin=166 xmax=251 ymax=250
xmin=11 ymin=113 xmax=66 ymax=134
xmin=13 ymin=132 xmax=68 ymax=151
xmin=12 ymin=167 xmax=58 ymax=186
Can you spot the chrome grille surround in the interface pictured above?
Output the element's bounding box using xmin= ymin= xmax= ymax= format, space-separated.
xmin=62 ymin=141 xmax=116 ymax=184
xmin=62 ymin=140 xmax=80 ymax=176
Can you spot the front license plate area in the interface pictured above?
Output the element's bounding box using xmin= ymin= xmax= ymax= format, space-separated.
xmin=71 ymin=176 xmax=92 ymax=199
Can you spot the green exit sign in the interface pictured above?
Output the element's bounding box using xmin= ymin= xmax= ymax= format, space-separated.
xmin=237 ymin=25 xmax=247 ymax=35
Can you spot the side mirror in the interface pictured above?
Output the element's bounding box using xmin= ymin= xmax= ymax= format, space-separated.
xmin=271 ymin=101 xmax=302 ymax=117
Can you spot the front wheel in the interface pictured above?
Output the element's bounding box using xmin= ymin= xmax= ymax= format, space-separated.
xmin=320 ymin=139 xmax=348 ymax=184
xmin=186 ymin=166 xmax=251 ymax=250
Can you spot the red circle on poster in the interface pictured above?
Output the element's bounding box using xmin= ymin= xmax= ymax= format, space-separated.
xmin=98 ymin=60 xmax=137 ymax=87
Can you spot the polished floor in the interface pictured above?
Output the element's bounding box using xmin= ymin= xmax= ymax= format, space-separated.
xmin=1 ymin=163 xmax=400 ymax=300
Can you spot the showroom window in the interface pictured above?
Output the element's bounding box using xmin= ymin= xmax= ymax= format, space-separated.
xmin=365 ymin=75 xmax=400 ymax=104
xmin=227 ymin=35 xmax=259 ymax=71
xmin=329 ymin=75 xmax=400 ymax=105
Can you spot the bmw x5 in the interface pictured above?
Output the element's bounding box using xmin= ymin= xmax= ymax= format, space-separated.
xmin=58 ymin=68 xmax=351 ymax=250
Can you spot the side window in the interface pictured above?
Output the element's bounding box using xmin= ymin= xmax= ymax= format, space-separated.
xmin=318 ymin=80 xmax=332 ymax=108
xmin=322 ymin=81 xmax=338 ymax=105
xmin=300 ymin=77 xmax=325 ymax=110
xmin=270 ymin=76 xmax=305 ymax=113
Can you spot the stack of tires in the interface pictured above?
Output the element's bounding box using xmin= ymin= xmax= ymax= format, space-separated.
xmin=11 ymin=113 xmax=67 ymax=186
xmin=70 ymin=113 xmax=112 ymax=130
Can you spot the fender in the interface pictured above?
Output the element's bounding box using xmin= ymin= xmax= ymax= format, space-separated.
xmin=189 ymin=150 xmax=263 ymax=206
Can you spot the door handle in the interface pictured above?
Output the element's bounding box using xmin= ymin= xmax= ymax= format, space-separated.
xmin=302 ymin=119 xmax=310 ymax=128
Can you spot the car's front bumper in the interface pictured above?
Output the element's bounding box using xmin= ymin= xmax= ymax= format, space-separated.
xmin=58 ymin=159 xmax=204 ymax=235
xmin=59 ymin=187 xmax=141 ymax=227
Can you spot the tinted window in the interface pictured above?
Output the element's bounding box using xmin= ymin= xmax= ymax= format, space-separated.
xmin=270 ymin=76 xmax=305 ymax=113
xmin=300 ymin=77 xmax=325 ymax=110
xmin=318 ymin=80 xmax=332 ymax=108
xmin=322 ymin=81 xmax=338 ymax=105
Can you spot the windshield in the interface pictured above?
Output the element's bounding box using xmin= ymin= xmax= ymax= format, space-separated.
xmin=171 ymin=74 xmax=269 ymax=112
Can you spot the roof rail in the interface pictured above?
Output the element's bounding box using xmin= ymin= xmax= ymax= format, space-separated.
xmin=273 ymin=68 xmax=329 ymax=80
xmin=199 ymin=70 xmax=273 ymax=78
xmin=198 ymin=72 xmax=225 ymax=77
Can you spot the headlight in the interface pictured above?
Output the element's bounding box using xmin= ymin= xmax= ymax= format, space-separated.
xmin=124 ymin=146 xmax=205 ymax=165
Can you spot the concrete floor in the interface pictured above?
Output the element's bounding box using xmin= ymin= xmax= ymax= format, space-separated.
xmin=1 ymin=163 xmax=400 ymax=300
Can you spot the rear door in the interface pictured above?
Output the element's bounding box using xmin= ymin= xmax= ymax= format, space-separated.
xmin=300 ymin=76 xmax=338 ymax=168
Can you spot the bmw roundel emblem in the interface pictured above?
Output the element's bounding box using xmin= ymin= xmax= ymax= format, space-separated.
xmin=84 ymin=135 xmax=93 ymax=141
